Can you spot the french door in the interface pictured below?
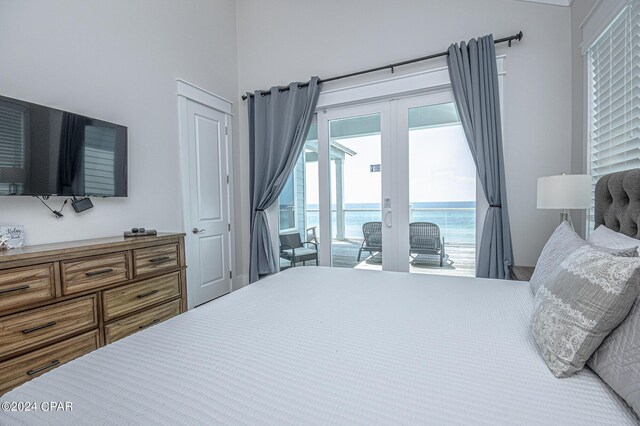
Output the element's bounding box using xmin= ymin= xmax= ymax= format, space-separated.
xmin=316 ymin=90 xmax=476 ymax=274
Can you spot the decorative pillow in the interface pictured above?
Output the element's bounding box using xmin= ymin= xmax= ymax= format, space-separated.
xmin=596 ymin=245 xmax=639 ymax=257
xmin=531 ymin=246 xmax=640 ymax=377
xmin=588 ymin=225 xmax=640 ymax=256
xmin=529 ymin=222 xmax=587 ymax=295
xmin=530 ymin=222 xmax=638 ymax=294
xmin=588 ymin=296 xmax=640 ymax=416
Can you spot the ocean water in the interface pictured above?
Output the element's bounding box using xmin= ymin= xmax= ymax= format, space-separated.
xmin=306 ymin=201 xmax=476 ymax=245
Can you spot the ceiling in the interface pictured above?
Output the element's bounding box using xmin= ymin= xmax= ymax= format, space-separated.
xmin=512 ymin=0 xmax=573 ymax=6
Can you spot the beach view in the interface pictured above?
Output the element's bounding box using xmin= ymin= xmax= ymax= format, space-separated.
xmin=279 ymin=103 xmax=477 ymax=276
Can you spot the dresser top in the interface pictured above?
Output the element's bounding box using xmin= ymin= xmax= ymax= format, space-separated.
xmin=0 ymin=233 xmax=185 ymax=263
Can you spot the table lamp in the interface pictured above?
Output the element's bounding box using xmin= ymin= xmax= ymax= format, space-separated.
xmin=537 ymin=173 xmax=592 ymax=228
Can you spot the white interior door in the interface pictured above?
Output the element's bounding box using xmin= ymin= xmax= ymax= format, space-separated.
xmin=183 ymin=99 xmax=232 ymax=307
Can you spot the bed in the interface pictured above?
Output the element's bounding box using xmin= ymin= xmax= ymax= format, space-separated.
xmin=2 ymin=171 xmax=640 ymax=425
xmin=0 ymin=267 xmax=636 ymax=425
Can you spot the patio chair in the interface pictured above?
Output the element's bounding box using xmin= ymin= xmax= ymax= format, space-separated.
xmin=409 ymin=222 xmax=445 ymax=267
xmin=280 ymin=232 xmax=318 ymax=267
xmin=306 ymin=226 xmax=318 ymax=244
xmin=357 ymin=221 xmax=383 ymax=261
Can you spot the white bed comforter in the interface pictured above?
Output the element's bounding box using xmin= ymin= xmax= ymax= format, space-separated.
xmin=1 ymin=267 xmax=637 ymax=425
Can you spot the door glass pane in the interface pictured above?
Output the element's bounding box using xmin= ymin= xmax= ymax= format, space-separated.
xmin=278 ymin=173 xmax=296 ymax=231
xmin=408 ymin=103 xmax=476 ymax=276
xmin=278 ymin=123 xmax=319 ymax=269
xmin=328 ymin=113 xmax=382 ymax=269
xmin=303 ymin=123 xmax=320 ymax=256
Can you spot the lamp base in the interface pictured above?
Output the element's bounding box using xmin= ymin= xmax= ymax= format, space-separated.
xmin=560 ymin=210 xmax=574 ymax=229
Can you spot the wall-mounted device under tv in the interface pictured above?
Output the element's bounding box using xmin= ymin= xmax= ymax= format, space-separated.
xmin=0 ymin=95 xmax=127 ymax=197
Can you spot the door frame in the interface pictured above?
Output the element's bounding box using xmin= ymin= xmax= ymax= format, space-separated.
xmin=314 ymin=57 xmax=506 ymax=269
xmin=177 ymin=79 xmax=235 ymax=310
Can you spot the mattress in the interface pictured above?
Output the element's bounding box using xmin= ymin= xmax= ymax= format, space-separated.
xmin=1 ymin=267 xmax=637 ymax=425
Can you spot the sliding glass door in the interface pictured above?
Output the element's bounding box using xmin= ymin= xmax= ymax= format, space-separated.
xmin=311 ymin=91 xmax=476 ymax=276
xmin=317 ymin=102 xmax=393 ymax=269
xmin=398 ymin=95 xmax=476 ymax=275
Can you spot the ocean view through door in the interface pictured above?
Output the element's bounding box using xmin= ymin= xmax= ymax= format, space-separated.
xmin=278 ymin=92 xmax=476 ymax=277
xmin=405 ymin=101 xmax=476 ymax=276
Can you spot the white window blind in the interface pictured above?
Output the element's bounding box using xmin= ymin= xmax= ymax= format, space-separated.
xmin=0 ymin=101 xmax=26 ymax=194
xmin=588 ymin=0 xmax=640 ymax=230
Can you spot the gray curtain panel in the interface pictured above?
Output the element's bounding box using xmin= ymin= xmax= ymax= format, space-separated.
xmin=447 ymin=35 xmax=514 ymax=279
xmin=248 ymin=77 xmax=321 ymax=283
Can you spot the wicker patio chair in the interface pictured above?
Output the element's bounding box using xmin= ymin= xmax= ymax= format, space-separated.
xmin=357 ymin=221 xmax=383 ymax=261
xmin=280 ymin=232 xmax=318 ymax=267
xmin=409 ymin=222 xmax=445 ymax=267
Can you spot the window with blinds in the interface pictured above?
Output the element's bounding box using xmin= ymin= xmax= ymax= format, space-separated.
xmin=0 ymin=101 xmax=26 ymax=195
xmin=587 ymin=0 xmax=640 ymax=230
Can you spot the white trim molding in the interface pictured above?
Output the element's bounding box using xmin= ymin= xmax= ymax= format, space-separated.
xmin=580 ymin=0 xmax=629 ymax=54
xmin=176 ymin=79 xmax=233 ymax=116
xmin=316 ymin=56 xmax=505 ymax=110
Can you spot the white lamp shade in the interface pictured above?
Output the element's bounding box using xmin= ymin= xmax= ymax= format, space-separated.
xmin=537 ymin=174 xmax=592 ymax=209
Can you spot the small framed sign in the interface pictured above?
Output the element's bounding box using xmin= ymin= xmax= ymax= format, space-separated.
xmin=0 ymin=225 xmax=25 ymax=248
xmin=370 ymin=164 xmax=381 ymax=173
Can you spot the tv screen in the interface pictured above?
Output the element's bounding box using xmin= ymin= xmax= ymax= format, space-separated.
xmin=0 ymin=95 xmax=127 ymax=197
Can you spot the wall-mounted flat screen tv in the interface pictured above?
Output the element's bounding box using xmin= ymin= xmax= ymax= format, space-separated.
xmin=0 ymin=95 xmax=127 ymax=197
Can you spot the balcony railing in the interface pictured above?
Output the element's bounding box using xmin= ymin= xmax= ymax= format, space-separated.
xmin=304 ymin=206 xmax=476 ymax=245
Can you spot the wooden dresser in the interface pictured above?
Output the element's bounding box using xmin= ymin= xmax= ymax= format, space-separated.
xmin=0 ymin=233 xmax=187 ymax=395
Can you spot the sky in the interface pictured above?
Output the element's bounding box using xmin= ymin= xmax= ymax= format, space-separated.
xmin=305 ymin=124 xmax=476 ymax=206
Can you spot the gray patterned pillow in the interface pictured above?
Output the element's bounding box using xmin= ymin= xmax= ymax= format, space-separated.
xmin=530 ymin=222 xmax=638 ymax=294
xmin=529 ymin=222 xmax=587 ymax=294
xmin=531 ymin=246 xmax=640 ymax=378
xmin=597 ymin=245 xmax=639 ymax=257
xmin=588 ymin=296 xmax=640 ymax=416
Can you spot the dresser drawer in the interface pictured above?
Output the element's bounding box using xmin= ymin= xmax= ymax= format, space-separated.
xmin=0 ymin=264 xmax=56 ymax=314
xmin=0 ymin=295 xmax=98 ymax=358
xmin=133 ymin=243 xmax=179 ymax=277
xmin=0 ymin=330 xmax=99 ymax=395
xmin=61 ymin=252 xmax=129 ymax=295
xmin=105 ymin=299 xmax=181 ymax=344
xmin=102 ymin=272 xmax=181 ymax=321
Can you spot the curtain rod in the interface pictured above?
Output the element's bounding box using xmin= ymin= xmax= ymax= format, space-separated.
xmin=242 ymin=31 xmax=523 ymax=101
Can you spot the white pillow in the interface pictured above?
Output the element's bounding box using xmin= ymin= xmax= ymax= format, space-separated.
xmin=587 ymin=225 xmax=640 ymax=256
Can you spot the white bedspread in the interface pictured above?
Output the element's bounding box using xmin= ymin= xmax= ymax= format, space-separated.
xmin=1 ymin=267 xmax=637 ymax=425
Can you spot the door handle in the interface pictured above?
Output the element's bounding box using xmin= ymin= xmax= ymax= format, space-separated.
xmin=384 ymin=210 xmax=392 ymax=228
xmin=192 ymin=228 xmax=205 ymax=234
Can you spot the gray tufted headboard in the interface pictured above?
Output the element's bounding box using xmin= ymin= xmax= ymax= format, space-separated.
xmin=595 ymin=169 xmax=640 ymax=238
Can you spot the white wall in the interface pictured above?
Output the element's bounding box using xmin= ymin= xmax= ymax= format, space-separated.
xmin=235 ymin=0 xmax=572 ymax=270
xmin=0 ymin=0 xmax=241 ymax=282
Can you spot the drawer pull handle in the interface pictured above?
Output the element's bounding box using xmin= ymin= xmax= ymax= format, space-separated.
xmin=149 ymin=256 xmax=171 ymax=264
xmin=0 ymin=284 xmax=30 ymax=295
xmin=85 ymin=268 xmax=114 ymax=277
xmin=138 ymin=318 xmax=161 ymax=330
xmin=26 ymin=360 xmax=60 ymax=376
xmin=22 ymin=321 xmax=57 ymax=334
xmin=136 ymin=289 xmax=160 ymax=299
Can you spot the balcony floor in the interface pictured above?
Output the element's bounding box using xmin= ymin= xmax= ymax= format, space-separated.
xmin=284 ymin=238 xmax=476 ymax=277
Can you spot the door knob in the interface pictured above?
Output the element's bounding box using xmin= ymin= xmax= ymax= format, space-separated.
xmin=192 ymin=228 xmax=205 ymax=234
